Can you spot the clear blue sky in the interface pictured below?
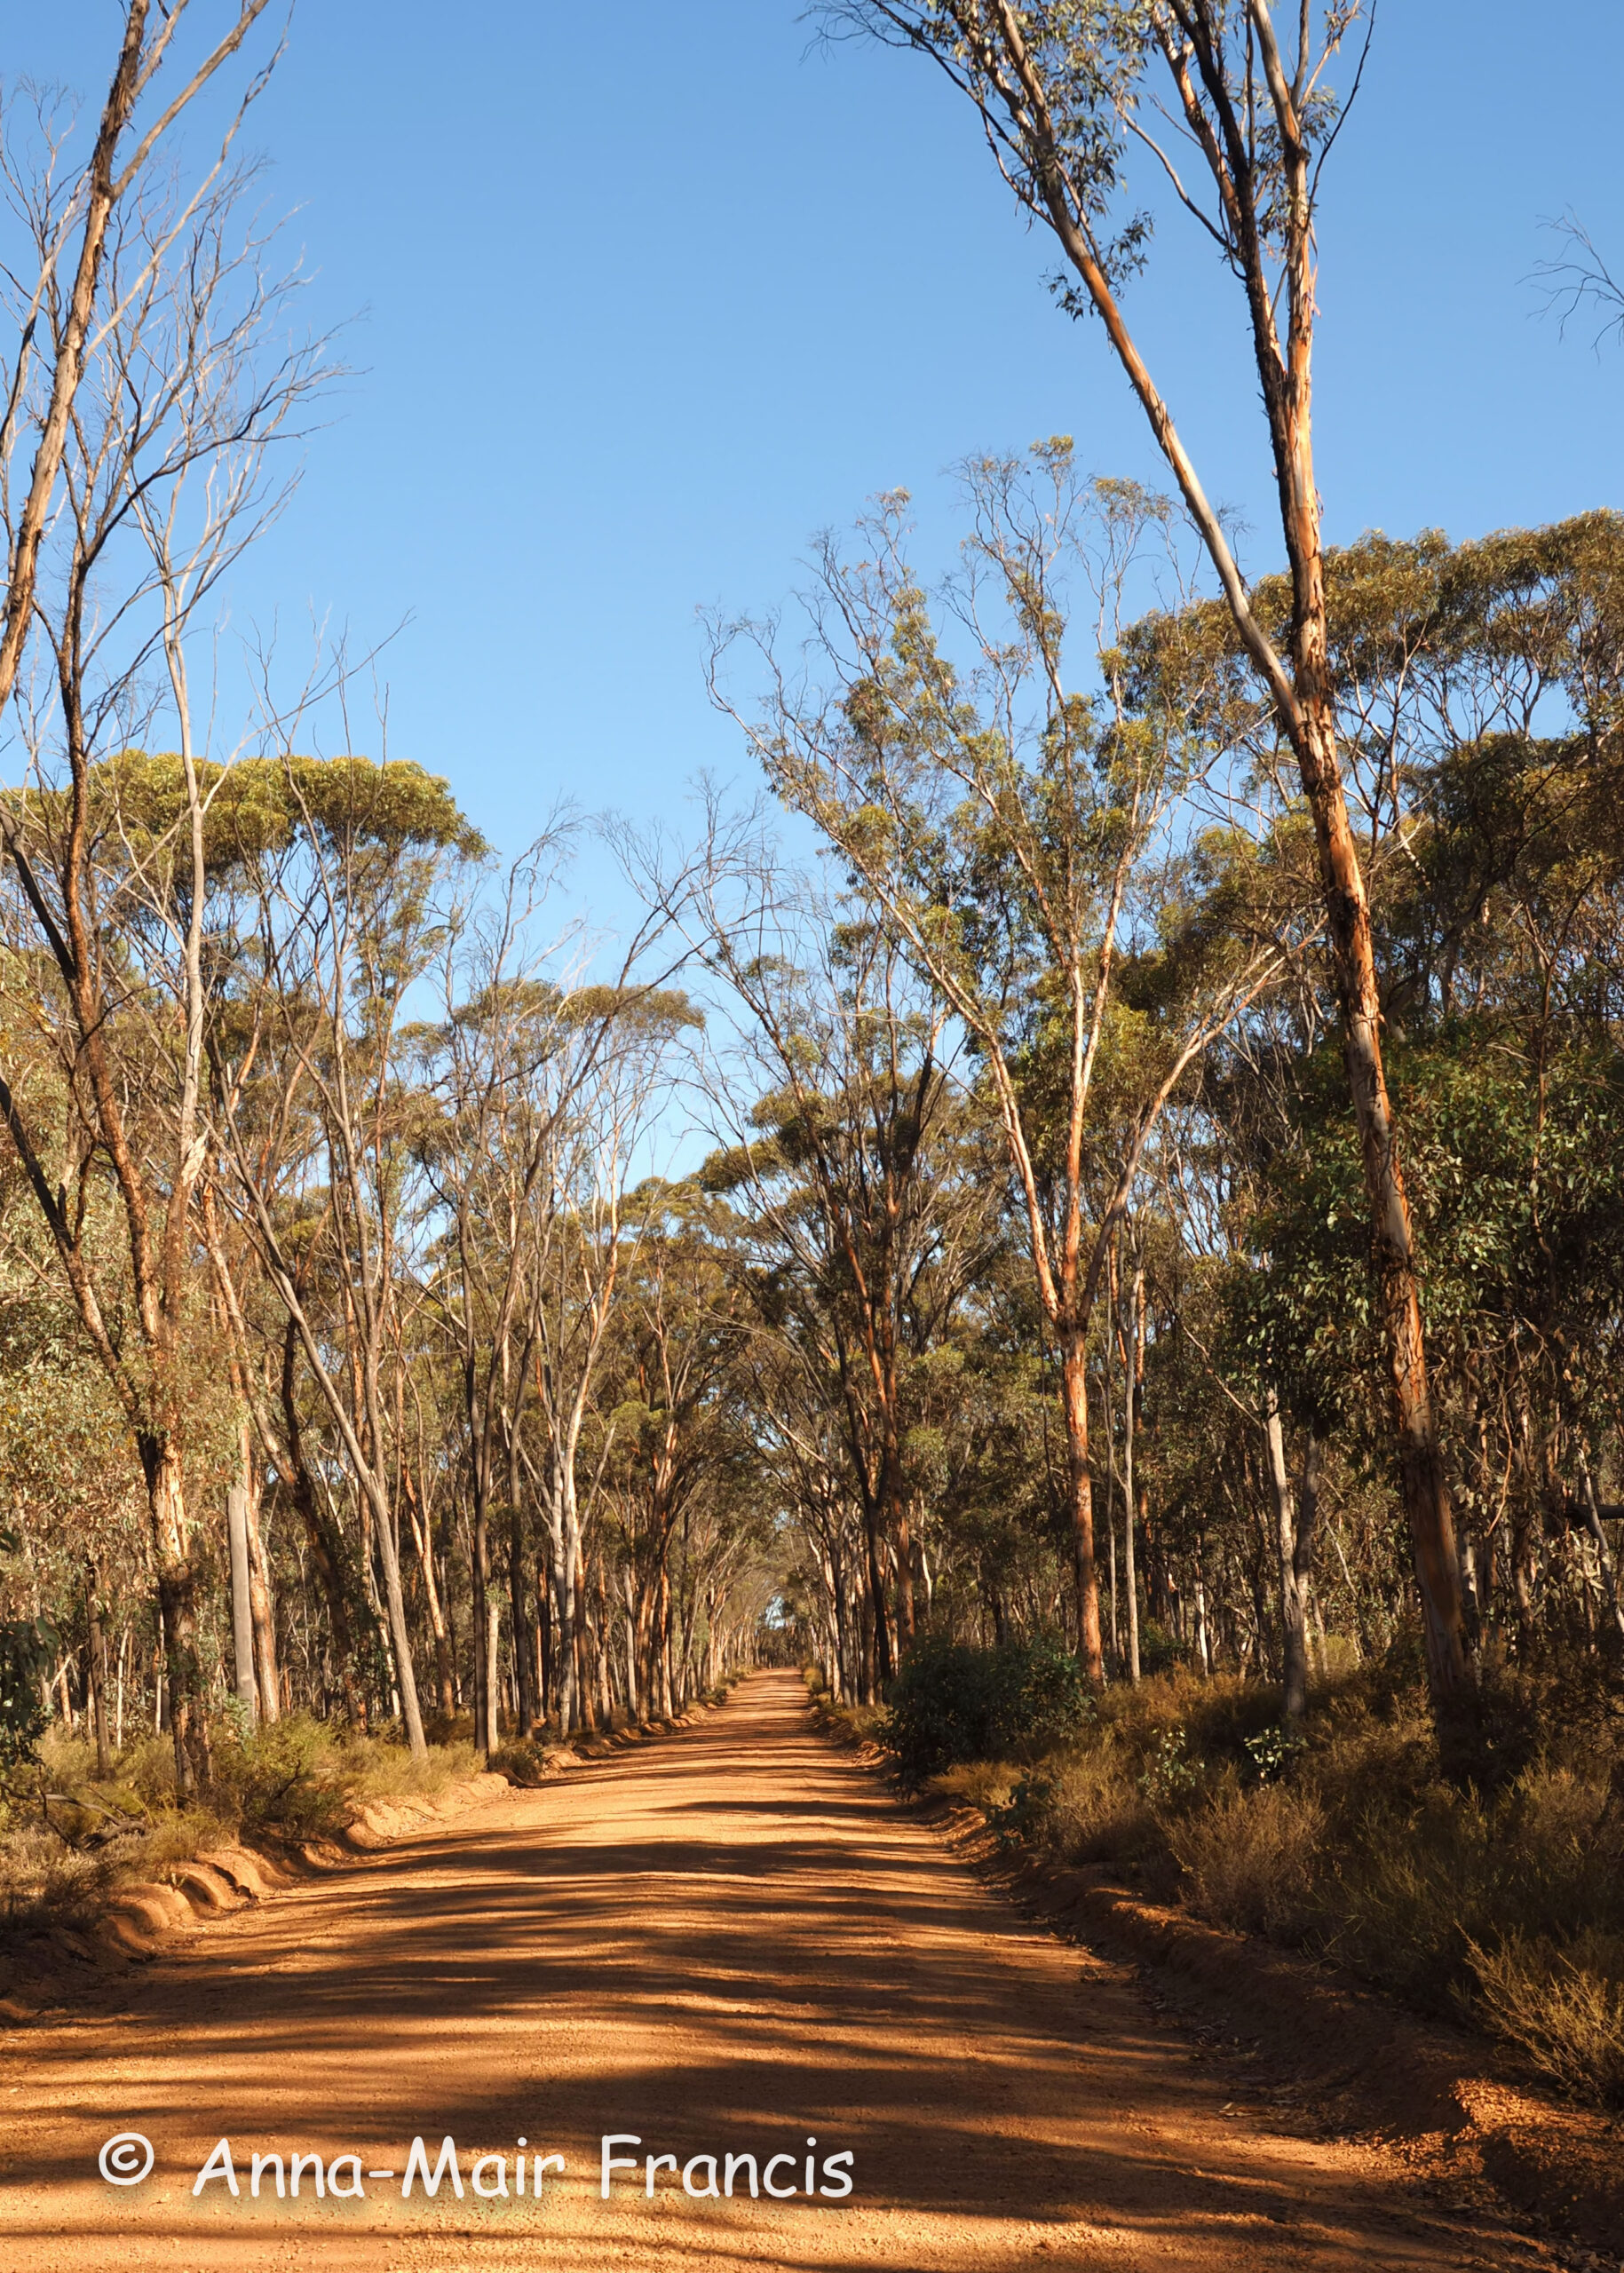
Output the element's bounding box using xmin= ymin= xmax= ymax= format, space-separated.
xmin=14 ymin=4 xmax=1624 ymax=907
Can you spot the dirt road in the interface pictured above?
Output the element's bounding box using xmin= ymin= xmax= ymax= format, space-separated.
xmin=0 ymin=1672 xmax=1549 ymax=2271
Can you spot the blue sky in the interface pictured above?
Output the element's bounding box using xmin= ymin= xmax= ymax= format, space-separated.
xmin=13 ymin=4 xmax=1624 ymax=917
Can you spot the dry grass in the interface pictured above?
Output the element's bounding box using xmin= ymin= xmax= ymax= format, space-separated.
xmin=1168 ymin=1782 xmax=1326 ymax=1944
xmin=929 ymin=1760 xmax=1018 ymax=1810
xmin=1468 ymin=1930 xmax=1624 ymax=2108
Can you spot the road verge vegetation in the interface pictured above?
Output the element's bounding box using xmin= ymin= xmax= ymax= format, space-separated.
xmin=0 ymin=1715 xmax=480 ymax=1944
xmin=813 ymin=1642 xmax=1624 ymax=2115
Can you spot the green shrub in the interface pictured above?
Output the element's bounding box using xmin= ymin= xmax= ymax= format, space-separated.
xmin=930 ymin=1646 xmax=1624 ymax=2111
xmin=985 ymin=1771 xmax=1058 ymax=1852
xmin=882 ymin=1634 xmax=1091 ymax=1787
xmin=489 ymin=1738 xmax=552 ymax=1786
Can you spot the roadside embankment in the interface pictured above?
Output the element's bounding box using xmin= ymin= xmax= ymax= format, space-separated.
xmin=813 ymin=1688 xmax=1624 ymax=2262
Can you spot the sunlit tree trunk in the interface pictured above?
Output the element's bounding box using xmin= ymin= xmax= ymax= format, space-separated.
xmin=1059 ymin=1326 xmax=1105 ymax=1681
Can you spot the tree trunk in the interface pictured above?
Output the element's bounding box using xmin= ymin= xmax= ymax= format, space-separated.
xmin=859 ymin=1486 xmax=894 ymax=1689
xmin=538 ymin=1572 xmax=555 ymax=1722
xmin=509 ymin=1510 xmax=536 ymax=1736
xmin=549 ymin=1464 xmax=579 ymax=1735
xmin=281 ymin=1324 xmax=365 ymax=1726
xmin=369 ymin=1483 xmax=426 ymax=1755
xmin=1121 ymin=1265 xmax=1143 ymax=1683
xmin=85 ymin=1572 xmax=112 ymax=1778
xmin=485 ymin=1595 xmax=501 ymax=1746
xmin=622 ymin=1573 xmax=639 ymax=1723
xmin=468 ymin=1462 xmax=496 ymax=1756
xmin=226 ymin=1482 xmax=259 ymax=1723
xmin=1295 ymin=698 xmax=1469 ymax=1724
xmin=1060 ymin=1323 xmax=1105 ymax=1682
xmin=401 ymin=1469 xmax=456 ymax=1720
xmin=242 ymin=1467 xmax=280 ymax=1725
xmin=657 ymin=1551 xmax=674 ymax=1719
xmin=893 ymin=1488 xmax=915 ymax=1652
xmin=1264 ymin=1395 xmax=1320 ymax=1723
xmin=1579 ymin=1467 xmax=1624 ymax=1644
xmin=140 ymin=1435 xmax=209 ymax=1796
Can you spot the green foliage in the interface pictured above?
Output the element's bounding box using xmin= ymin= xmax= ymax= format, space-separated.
xmin=1137 ymin=1723 xmax=1201 ymax=1805
xmin=882 ymin=1632 xmax=1091 ymax=1787
xmin=4 ymin=750 xmax=490 ymax=875
xmin=984 ymin=1770 xmax=1058 ymax=1853
xmin=0 ymin=1615 xmax=53 ymax=1762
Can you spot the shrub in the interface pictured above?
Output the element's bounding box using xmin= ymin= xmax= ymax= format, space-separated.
xmin=1 ymin=1709 xmax=481 ymax=1952
xmin=985 ymin=1772 xmax=1058 ymax=1853
xmin=1311 ymin=1786 xmax=1494 ymax=2009
xmin=1168 ymin=1782 xmax=1326 ymax=1944
xmin=928 ymin=1760 xmax=1017 ymax=1811
xmin=1469 ymin=1930 xmax=1624 ymax=2108
xmin=1043 ymin=1746 xmax=1158 ymax=1871
xmin=883 ymin=1634 xmax=1091 ymax=1787
xmin=489 ymin=1738 xmax=552 ymax=1786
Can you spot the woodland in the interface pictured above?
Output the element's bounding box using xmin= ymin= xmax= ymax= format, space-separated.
xmin=3 ymin=3 xmax=1624 ymax=2111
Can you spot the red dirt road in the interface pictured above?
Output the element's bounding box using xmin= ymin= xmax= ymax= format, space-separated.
xmin=0 ymin=1672 xmax=1549 ymax=2271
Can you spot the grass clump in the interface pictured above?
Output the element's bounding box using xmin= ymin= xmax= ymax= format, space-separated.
xmin=1167 ymin=1782 xmax=1326 ymax=1943
xmin=1467 ymin=1930 xmax=1624 ymax=2108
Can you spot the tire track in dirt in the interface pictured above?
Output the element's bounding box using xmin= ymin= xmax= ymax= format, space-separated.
xmin=0 ymin=1672 xmax=1557 ymax=2270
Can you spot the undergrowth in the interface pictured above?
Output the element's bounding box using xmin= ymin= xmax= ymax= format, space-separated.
xmin=0 ymin=1713 xmax=478 ymax=1944
xmin=899 ymin=1639 xmax=1624 ymax=2112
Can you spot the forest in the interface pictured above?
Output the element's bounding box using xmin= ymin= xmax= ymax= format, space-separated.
xmin=4 ymin=1 xmax=1624 ymax=2121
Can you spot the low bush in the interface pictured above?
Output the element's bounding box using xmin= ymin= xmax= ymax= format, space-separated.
xmin=812 ymin=1696 xmax=887 ymax=1746
xmin=883 ymin=1634 xmax=1091 ymax=1787
xmin=0 ymin=1712 xmax=479 ymax=1946
xmin=490 ymin=1738 xmax=555 ymax=1786
xmin=1168 ymin=1782 xmax=1325 ymax=1944
xmin=929 ymin=1759 xmax=1018 ymax=1811
xmin=1469 ymin=1930 xmax=1624 ymax=2108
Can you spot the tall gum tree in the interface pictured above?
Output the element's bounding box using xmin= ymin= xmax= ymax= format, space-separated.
xmin=715 ymin=453 xmax=1304 ymax=1676
xmin=0 ymin=19 xmax=321 ymax=1787
xmin=820 ymin=0 xmax=1478 ymax=1727
xmin=209 ymin=755 xmax=490 ymax=1760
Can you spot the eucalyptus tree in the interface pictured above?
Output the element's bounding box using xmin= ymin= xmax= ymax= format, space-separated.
xmin=0 ymin=1 xmax=279 ymax=729
xmin=420 ymin=841 xmax=706 ymax=1752
xmin=209 ymin=755 xmax=485 ymax=1757
xmin=593 ymin=1182 xmax=752 ymax=1719
xmin=0 ymin=111 xmax=329 ymax=1787
xmin=717 ymin=449 xmax=1303 ymax=1678
xmin=819 ymin=0 xmax=1485 ymax=1725
xmin=1146 ymin=516 xmax=1624 ymax=1676
xmin=417 ymin=851 xmax=576 ymax=1754
xmin=680 ymin=839 xmax=997 ymax=1683
xmin=503 ymin=986 xmax=703 ymax=1736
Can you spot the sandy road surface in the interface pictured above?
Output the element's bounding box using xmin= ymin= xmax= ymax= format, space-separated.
xmin=0 ymin=1671 xmax=1546 ymax=2272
